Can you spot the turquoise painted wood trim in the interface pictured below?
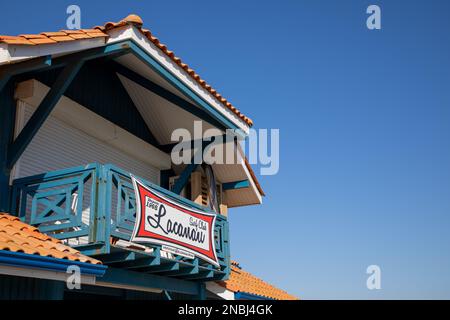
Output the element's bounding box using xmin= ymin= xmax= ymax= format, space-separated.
xmin=222 ymin=179 xmax=250 ymax=191
xmin=197 ymin=283 xmax=207 ymax=300
xmin=234 ymin=291 xmax=275 ymax=300
xmin=172 ymin=162 xmax=200 ymax=195
xmin=162 ymin=258 xmax=199 ymax=277
xmin=183 ymin=269 xmax=214 ymax=280
xmin=11 ymin=162 xmax=231 ymax=280
xmin=171 ymin=139 xmax=215 ymax=195
xmin=0 ymin=55 xmax=51 ymax=92
xmin=12 ymin=163 xmax=98 ymax=185
xmin=0 ymin=249 xmax=107 ymax=277
xmin=147 ymin=262 xmax=179 ymax=273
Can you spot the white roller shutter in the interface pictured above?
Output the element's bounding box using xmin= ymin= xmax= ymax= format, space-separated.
xmin=14 ymin=100 xmax=160 ymax=184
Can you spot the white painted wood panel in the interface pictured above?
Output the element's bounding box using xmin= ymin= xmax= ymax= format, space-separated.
xmin=15 ymin=101 xmax=160 ymax=184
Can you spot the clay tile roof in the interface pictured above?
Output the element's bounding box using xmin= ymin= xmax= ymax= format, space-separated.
xmin=0 ymin=29 xmax=108 ymax=46
xmin=219 ymin=261 xmax=298 ymax=300
xmin=0 ymin=14 xmax=253 ymax=127
xmin=0 ymin=212 xmax=101 ymax=265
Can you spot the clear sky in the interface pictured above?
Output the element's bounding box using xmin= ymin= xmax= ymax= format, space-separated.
xmin=2 ymin=0 xmax=450 ymax=299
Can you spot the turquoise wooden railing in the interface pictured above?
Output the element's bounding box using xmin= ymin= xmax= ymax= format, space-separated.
xmin=10 ymin=163 xmax=230 ymax=280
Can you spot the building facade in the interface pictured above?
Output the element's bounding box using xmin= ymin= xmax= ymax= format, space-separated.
xmin=0 ymin=14 xmax=295 ymax=300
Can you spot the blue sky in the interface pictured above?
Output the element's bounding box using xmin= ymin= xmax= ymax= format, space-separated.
xmin=2 ymin=0 xmax=450 ymax=299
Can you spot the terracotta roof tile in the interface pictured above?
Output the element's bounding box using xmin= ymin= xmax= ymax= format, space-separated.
xmin=66 ymin=34 xmax=92 ymax=40
xmin=40 ymin=31 xmax=69 ymax=37
xmin=0 ymin=29 xmax=108 ymax=46
xmin=28 ymin=38 xmax=58 ymax=45
xmin=59 ymin=30 xmax=85 ymax=34
xmin=85 ymin=32 xmax=108 ymax=38
xmin=219 ymin=261 xmax=298 ymax=300
xmin=0 ymin=14 xmax=253 ymax=127
xmin=49 ymin=36 xmax=76 ymax=42
xmin=0 ymin=37 xmax=35 ymax=45
xmin=0 ymin=212 xmax=102 ymax=265
xmin=19 ymin=34 xmax=48 ymax=39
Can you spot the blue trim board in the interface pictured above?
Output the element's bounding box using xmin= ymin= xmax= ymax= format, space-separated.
xmin=222 ymin=179 xmax=250 ymax=191
xmin=234 ymin=291 xmax=275 ymax=300
xmin=0 ymin=250 xmax=107 ymax=277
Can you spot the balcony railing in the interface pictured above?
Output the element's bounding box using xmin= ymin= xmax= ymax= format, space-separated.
xmin=10 ymin=163 xmax=230 ymax=281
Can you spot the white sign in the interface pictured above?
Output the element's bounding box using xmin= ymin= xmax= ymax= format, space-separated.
xmin=131 ymin=176 xmax=219 ymax=266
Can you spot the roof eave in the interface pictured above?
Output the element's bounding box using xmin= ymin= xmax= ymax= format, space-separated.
xmin=105 ymin=25 xmax=251 ymax=134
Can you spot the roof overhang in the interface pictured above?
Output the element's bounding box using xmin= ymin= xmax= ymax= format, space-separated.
xmin=173 ymin=141 xmax=264 ymax=208
xmin=0 ymin=24 xmax=251 ymax=135
xmin=0 ymin=16 xmax=264 ymax=206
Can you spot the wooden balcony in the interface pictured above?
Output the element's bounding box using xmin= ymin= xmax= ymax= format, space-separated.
xmin=10 ymin=163 xmax=230 ymax=281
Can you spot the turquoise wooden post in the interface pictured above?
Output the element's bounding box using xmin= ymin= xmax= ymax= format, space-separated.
xmin=197 ymin=283 xmax=206 ymax=300
xmin=0 ymin=81 xmax=16 ymax=212
xmin=92 ymin=164 xmax=111 ymax=254
xmin=172 ymin=139 xmax=214 ymax=195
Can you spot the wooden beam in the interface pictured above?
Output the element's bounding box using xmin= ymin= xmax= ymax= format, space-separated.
xmin=197 ymin=283 xmax=206 ymax=300
xmin=172 ymin=139 xmax=215 ymax=195
xmin=96 ymin=251 xmax=136 ymax=264
xmin=0 ymin=55 xmax=51 ymax=92
xmin=183 ymin=270 xmax=214 ymax=280
xmin=143 ymin=262 xmax=180 ymax=273
xmin=161 ymin=259 xmax=199 ymax=277
xmin=7 ymin=60 xmax=84 ymax=168
xmin=113 ymin=256 xmax=161 ymax=269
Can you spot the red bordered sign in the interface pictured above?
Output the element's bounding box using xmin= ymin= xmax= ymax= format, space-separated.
xmin=131 ymin=176 xmax=219 ymax=266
